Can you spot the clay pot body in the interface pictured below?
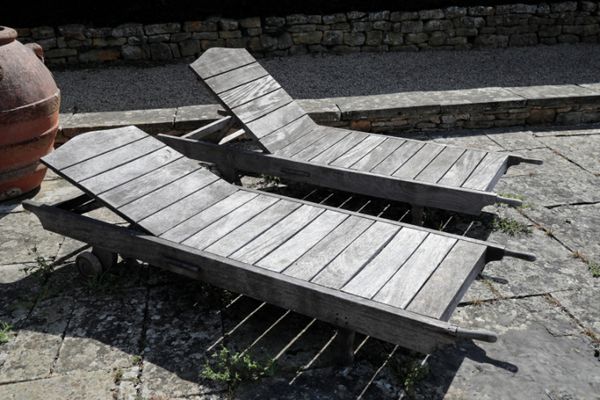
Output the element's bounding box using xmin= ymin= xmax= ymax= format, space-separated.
xmin=0 ymin=26 xmax=60 ymax=201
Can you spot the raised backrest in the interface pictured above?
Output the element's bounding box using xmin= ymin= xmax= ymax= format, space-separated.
xmin=190 ymin=48 xmax=319 ymax=153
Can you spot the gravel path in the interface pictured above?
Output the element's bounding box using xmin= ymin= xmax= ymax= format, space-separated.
xmin=53 ymin=44 xmax=600 ymax=113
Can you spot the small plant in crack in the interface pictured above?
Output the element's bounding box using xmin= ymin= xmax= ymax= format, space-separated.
xmin=131 ymin=355 xmax=143 ymax=366
xmin=0 ymin=321 xmax=13 ymax=345
xmin=113 ymin=368 xmax=124 ymax=384
xmin=201 ymin=346 xmax=276 ymax=392
xmin=260 ymin=174 xmax=282 ymax=186
xmin=389 ymin=357 xmax=429 ymax=398
xmin=23 ymin=246 xmax=56 ymax=282
xmin=587 ymin=262 xmax=600 ymax=278
xmin=492 ymin=216 xmax=531 ymax=236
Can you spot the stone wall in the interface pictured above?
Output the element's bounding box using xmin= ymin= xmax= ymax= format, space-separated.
xmin=14 ymin=1 xmax=600 ymax=65
xmin=56 ymin=84 xmax=600 ymax=143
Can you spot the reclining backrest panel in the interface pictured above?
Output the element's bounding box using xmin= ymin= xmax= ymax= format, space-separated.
xmin=191 ymin=47 xmax=317 ymax=152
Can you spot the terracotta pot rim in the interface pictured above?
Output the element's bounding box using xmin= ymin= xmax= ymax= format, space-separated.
xmin=0 ymin=26 xmax=17 ymax=46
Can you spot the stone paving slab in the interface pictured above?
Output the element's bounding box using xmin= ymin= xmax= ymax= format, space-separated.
xmin=429 ymin=131 xmax=504 ymax=152
xmin=421 ymin=297 xmax=599 ymax=399
xmin=0 ymin=124 xmax=598 ymax=399
xmin=173 ymin=104 xmax=222 ymax=131
xmin=539 ymin=134 xmax=600 ymax=175
xmin=532 ymin=124 xmax=600 ymax=137
xmin=0 ymin=369 xmax=116 ymax=400
xmin=506 ymin=84 xmax=600 ymax=104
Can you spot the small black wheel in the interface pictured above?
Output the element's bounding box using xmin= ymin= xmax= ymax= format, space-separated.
xmin=92 ymin=247 xmax=118 ymax=271
xmin=76 ymin=251 xmax=103 ymax=279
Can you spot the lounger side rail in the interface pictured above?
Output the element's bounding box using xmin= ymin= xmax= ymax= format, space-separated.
xmin=159 ymin=132 xmax=538 ymax=215
xmin=23 ymin=199 xmax=499 ymax=353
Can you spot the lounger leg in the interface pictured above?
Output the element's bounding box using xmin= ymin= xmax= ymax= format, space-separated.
xmin=331 ymin=327 xmax=355 ymax=366
xmin=411 ymin=205 xmax=424 ymax=226
xmin=221 ymin=166 xmax=241 ymax=185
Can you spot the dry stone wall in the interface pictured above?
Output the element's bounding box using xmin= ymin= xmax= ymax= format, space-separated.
xmin=14 ymin=1 xmax=600 ymax=65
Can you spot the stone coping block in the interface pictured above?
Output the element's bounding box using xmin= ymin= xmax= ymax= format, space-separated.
xmin=57 ymin=83 xmax=600 ymax=140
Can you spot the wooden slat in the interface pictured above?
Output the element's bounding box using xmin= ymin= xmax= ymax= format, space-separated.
xmin=232 ymin=88 xmax=292 ymax=123
xmin=342 ymin=229 xmax=429 ymax=299
xmin=245 ymin=102 xmax=306 ymax=139
xmin=204 ymin=199 xmax=301 ymax=256
xmin=349 ymin=138 xmax=405 ymax=172
xmin=437 ymin=149 xmax=487 ymax=187
xmin=292 ymin=129 xmax=349 ymax=160
xmin=80 ymin=146 xmax=181 ymax=194
xmin=284 ymin=216 xmax=373 ymax=280
xmin=371 ymin=141 xmax=424 ymax=176
xmin=462 ymin=153 xmax=509 ymax=191
xmin=190 ymin=48 xmax=256 ymax=80
xmin=330 ymin=135 xmax=386 ymax=168
xmin=141 ymin=180 xmax=237 ymax=235
xmin=275 ymin=127 xmax=328 ymax=158
xmin=407 ymin=241 xmax=486 ymax=320
xmin=415 ymin=146 xmax=466 ymax=183
xmin=311 ymin=222 xmax=399 ymax=289
xmin=120 ymin=168 xmax=219 ymax=222
xmin=392 ymin=143 xmax=446 ymax=179
xmin=220 ymin=75 xmax=281 ymax=109
xmin=309 ymin=131 xmax=368 ymax=164
xmin=63 ymin=136 xmax=163 ymax=181
xmin=99 ymin=157 xmax=199 ymax=208
xmin=44 ymin=126 xmax=146 ymax=170
xmin=374 ymin=235 xmax=457 ymax=309
xmin=183 ymin=195 xmax=280 ymax=249
xmin=205 ymin=62 xmax=269 ymax=94
xmin=230 ymin=205 xmax=324 ymax=265
xmin=160 ymin=190 xmax=257 ymax=242
xmin=256 ymin=210 xmax=348 ymax=272
xmin=261 ymin=115 xmax=317 ymax=153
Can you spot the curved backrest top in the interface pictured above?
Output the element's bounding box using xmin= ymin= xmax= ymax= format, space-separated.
xmin=191 ymin=48 xmax=318 ymax=152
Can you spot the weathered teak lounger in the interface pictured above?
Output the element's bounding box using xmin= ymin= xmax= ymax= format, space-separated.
xmin=160 ymin=48 xmax=542 ymax=216
xmin=24 ymin=127 xmax=535 ymax=359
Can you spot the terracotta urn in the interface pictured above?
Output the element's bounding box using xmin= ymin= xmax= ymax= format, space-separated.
xmin=0 ymin=26 xmax=60 ymax=201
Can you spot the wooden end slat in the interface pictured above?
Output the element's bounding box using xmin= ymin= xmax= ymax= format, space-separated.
xmin=462 ymin=153 xmax=510 ymax=191
xmin=231 ymin=204 xmax=324 ymax=265
xmin=183 ymin=195 xmax=280 ymax=249
xmin=100 ymin=157 xmax=201 ymax=208
xmin=120 ymin=168 xmax=219 ymax=222
xmin=342 ymin=228 xmax=428 ymax=299
xmin=232 ymin=88 xmax=293 ymax=124
xmin=392 ymin=143 xmax=446 ymax=179
xmin=205 ymin=199 xmax=302 ymax=257
xmin=349 ymin=138 xmax=405 ymax=172
xmin=374 ymin=235 xmax=457 ymax=309
xmin=260 ymin=115 xmax=318 ymax=153
xmin=191 ymin=48 xmax=257 ymax=80
xmin=292 ymin=129 xmax=349 ymax=160
xmin=415 ymin=147 xmax=466 ymax=183
xmin=371 ymin=141 xmax=424 ymax=176
xmin=62 ymin=136 xmax=163 ymax=182
xmin=309 ymin=131 xmax=369 ymax=164
xmin=330 ymin=135 xmax=386 ymax=168
xmin=245 ymin=101 xmax=307 ymax=139
xmin=140 ymin=180 xmax=237 ymax=235
xmin=311 ymin=221 xmax=399 ymax=290
xmin=256 ymin=210 xmax=348 ymax=272
xmin=205 ymin=62 xmax=269 ymax=94
xmin=437 ymin=149 xmax=487 ymax=187
xmin=220 ymin=75 xmax=282 ymax=109
xmin=283 ymin=216 xmax=373 ymax=280
xmin=407 ymin=241 xmax=486 ymax=320
xmin=160 ymin=190 xmax=257 ymax=242
xmin=43 ymin=126 xmax=146 ymax=170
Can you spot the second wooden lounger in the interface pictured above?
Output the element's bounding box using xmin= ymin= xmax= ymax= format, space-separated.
xmin=161 ymin=48 xmax=542 ymax=216
xmin=26 ymin=126 xmax=535 ymax=361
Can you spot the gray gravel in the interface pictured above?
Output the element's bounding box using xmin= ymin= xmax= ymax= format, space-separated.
xmin=53 ymin=44 xmax=600 ymax=113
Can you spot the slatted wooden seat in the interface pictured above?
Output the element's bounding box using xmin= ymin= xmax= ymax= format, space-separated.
xmin=25 ymin=126 xmax=535 ymax=357
xmin=161 ymin=48 xmax=542 ymax=216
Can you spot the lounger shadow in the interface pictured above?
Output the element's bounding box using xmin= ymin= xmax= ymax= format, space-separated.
xmin=160 ymin=48 xmax=542 ymax=216
xmin=25 ymin=127 xmax=535 ymax=361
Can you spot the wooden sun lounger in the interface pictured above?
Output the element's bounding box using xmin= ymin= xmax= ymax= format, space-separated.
xmin=24 ymin=126 xmax=535 ymax=359
xmin=160 ymin=48 xmax=542 ymax=216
